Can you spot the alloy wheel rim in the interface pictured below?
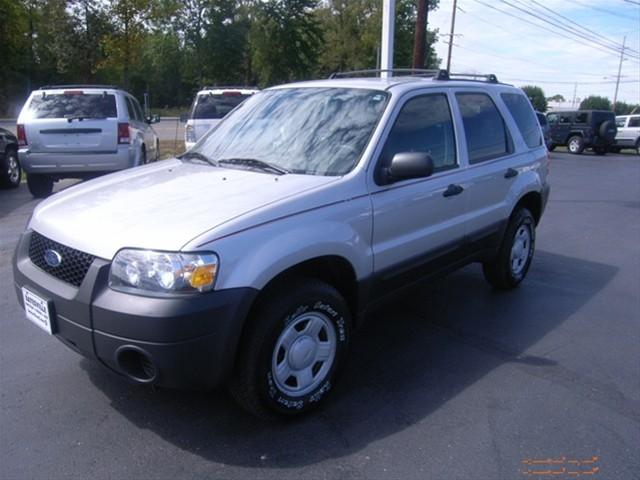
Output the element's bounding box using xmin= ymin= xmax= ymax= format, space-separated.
xmin=7 ymin=154 xmax=19 ymax=183
xmin=510 ymin=225 xmax=531 ymax=275
xmin=271 ymin=311 xmax=337 ymax=397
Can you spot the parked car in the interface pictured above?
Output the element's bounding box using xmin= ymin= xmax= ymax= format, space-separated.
xmin=13 ymin=70 xmax=550 ymax=418
xmin=611 ymin=114 xmax=640 ymax=154
xmin=546 ymin=110 xmax=617 ymax=154
xmin=17 ymin=85 xmax=160 ymax=198
xmin=0 ymin=127 xmax=21 ymax=188
xmin=184 ymin=87 xmax=258 ymax=150
xmin=536 ymin=111 xmax=552 ymax=150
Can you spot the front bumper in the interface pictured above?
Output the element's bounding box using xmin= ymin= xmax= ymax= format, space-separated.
xmin=13 ymin=231 xmax=258 ymax=389
xmin=19 ymin=147 xmax=135 ymax=176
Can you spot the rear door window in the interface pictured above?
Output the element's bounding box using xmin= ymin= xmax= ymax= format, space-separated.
xmin=28 ymin=92 xmax=117 ymax=119
xmin=502 ymin=93 xmax=542 ymax=148
xmin=192 ymin=93 xmax=252 ymax=120
xmin=456 ymin=92 xmax=511 ymax=164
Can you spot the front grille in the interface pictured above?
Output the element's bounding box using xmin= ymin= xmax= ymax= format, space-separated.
xmin=28 ymin=232 xmax=95 ymax=287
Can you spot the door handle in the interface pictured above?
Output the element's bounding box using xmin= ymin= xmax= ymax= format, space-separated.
xmin=443 ymin=184 xmax=464 ymax=197
xmin=504 ymin=168 xmax=519 ymax=179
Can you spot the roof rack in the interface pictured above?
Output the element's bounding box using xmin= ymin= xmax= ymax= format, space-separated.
xmin=38 ymin=84 xmax=120 ymax=90
xmin=327 ymin=69 xmax=500 ymax=84
xmin=329 ymin=69 xmax=447 ymax=79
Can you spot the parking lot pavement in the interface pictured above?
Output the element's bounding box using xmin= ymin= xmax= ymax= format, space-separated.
xmin=1 ymin=152 xmax=638 ymax=480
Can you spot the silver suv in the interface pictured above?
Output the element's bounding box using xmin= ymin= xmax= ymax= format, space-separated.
xmin=612 ymin=114 xmax=640 ymax=154
xmin=17 ymin=85 xmax=160 ymax=197
xmin=13 ymin=70 xmax=550 ymax=418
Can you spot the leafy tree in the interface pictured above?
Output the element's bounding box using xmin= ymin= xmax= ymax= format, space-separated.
xmin=547 ymin=94 xmax=565 ymax=102
xmin=579 ymin=95 xmax=611 ymax=111
xmin=250 ymin=0 xmax=322 ymax=86
xmin=521 ymin=85 xmax=547 ymax=112
xmin=0 ymin=0 xmax=28 ymax=114
xmin=613 ymin=101 xmax=639 ymax=115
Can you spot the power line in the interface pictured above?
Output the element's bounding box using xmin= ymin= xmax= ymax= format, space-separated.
xmin=499 ymin=0 xmax=638 ymax=58
xmin=566 ymin=0 xmax=640 ymax=21
xmin=526 ymin=0 xmax=639 ymax=55
xmin=470 ymin=0 xmax=639 ymax=61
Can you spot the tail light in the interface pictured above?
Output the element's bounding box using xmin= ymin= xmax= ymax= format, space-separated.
xmin=118 ymin=123 xmax=130 ymax=144
xmin=185 ymin=124 xmax=196 ymax=143
xmin=17 ymin=124 xmax=27 ymax=146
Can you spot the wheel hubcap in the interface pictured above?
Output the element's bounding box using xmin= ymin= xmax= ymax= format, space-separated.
xmin=7 ymin=155 xmax=19 ymax=183
xmin=510 ymin=225 xmax=532 ymax=275
xmin=272 ymin=312 xmax=337 ymax=397
xmin=569 ymin=139 xmax=579 ymax=151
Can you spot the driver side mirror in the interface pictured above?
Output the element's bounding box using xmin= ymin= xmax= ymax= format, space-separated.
xmin=146 ymin=114 xmax=160 ymax=124
xmin=381 ymin=152 xmax=434 ymax=184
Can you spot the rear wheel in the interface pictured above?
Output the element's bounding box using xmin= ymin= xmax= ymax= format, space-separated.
xmin=155 ymin=140 xmax=160 ymax=161
xmin=230 ymin=278 xmax=351 ymax=419
xmin=140 ymin=147 xmax=147 ymax=165
xmin=0 ymin=149 xmax=21 ymax=189
xmin=483 ymin=207 xmax=536 ymax=290
xmin=567 ymin=136 xmax=584 ymax=154
xmin=26 ymin=174 xmax=53 ymax=198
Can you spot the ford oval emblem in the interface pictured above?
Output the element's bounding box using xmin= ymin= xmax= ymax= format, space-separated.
xmin=44 ymin=249 xmax=62 ymax=268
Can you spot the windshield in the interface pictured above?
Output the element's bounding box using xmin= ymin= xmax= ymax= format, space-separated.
xmin=191 ymin=87 xmax=389 ymax=176
xmin=191 ymin=93 xmax=252 ymax=120
xmin=28 ymin=93 xmax=117 ymax=119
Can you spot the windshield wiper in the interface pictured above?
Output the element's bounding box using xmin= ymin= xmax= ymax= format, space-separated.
xmin=179 ymin=151 xmax=218 ymax=166
xmin=64 ymin=115 xmax=106 ymax=122
xmin=217 ymin=157 xmax=289 ymax=175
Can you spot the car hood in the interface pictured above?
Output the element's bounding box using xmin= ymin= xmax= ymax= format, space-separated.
xmin=29 ymin=159 xmax=338 ymax=259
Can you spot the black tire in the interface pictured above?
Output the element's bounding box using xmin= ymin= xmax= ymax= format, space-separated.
xmin=230 ymin=278 xmax=351 ymax=419
xmin=483 ymin=207 xmax=536 ymax=290
xmin=0 ymin=148 xmax=21 ymax=189
xmin=609 ymin=146 xmax=621 ymax=154
xmin=547 ymin=144 xmax=556 ymax=152
xmin=26 ymin=174 xmax=53 ymax=198
xmin=593 ymin=147 xmax=607 ymax=155
xmin=140 ymin=147 xmax=147 ymax=165
xmin=155 ymin=140 xmax=160 ymax=161
xmin=567 ymin=135 xmax=584 ymax=154
xmin=598 ymin=120 xmax=616 ymax=143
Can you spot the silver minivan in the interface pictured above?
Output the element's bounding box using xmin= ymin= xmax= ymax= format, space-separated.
xmin=17 ymin=85 xmax=160 ymax=197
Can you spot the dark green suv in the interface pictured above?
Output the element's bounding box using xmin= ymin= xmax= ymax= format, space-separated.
xmin=546 ymin=110 xmax=617 ymax=155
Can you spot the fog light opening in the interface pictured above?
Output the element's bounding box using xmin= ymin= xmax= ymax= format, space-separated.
xmin=116 ymin=346 xmax=158 ymax=384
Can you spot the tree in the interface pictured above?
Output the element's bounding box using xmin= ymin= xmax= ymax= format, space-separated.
xmin=613 ymin=101 xmax=640 ymax=115
xmin=547 ymin=94 xmax=565 ymax=102
xmin=579 ymin=95 xmax=611 ymax=111
xmin=521 ymin=85 xmax=547 ymax=112
xmin=250 ymin=0 xmax=322 ymax=86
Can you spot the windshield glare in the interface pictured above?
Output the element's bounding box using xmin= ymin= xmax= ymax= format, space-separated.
xmin=192 ymin=87 xmax=389 ymax=176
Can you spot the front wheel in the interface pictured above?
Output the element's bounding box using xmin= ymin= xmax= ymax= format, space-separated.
xmin=26 ymin=174 xmax=53 ymax=198
xmin=593 ymin=147 xmax=607 ymax=155
xmin=0 ymin=149 xmax=21 ymax=189
xmin=483 ymin=207 xmax=536 ymax=290
xmin=230 ymin=278 xmax=351 ymax=419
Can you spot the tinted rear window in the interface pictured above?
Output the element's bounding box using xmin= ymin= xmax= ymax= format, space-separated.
xmin=28 ymin=93 xmax=117 ymax=119
xmin=191 ymin=93 xmax=251 ymax=120
xmin=502 ymin=93 xmax=542 ymax=148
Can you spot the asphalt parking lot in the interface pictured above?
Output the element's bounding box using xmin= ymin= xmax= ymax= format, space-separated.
xmin=1 ymin=151 xmax=638 ymax=480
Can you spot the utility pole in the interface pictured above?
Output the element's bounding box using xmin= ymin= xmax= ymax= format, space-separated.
xmin=446 ymin=0 xmax=458 ymax=72
xmin=612 ymin=36 xmax=626 ymax=113
xmin=381 ymin=0 xmax=395 ymax=78
xmin=572 ymin=82 xmax=578 ymax=108
xmin=412 ymin=0 xmax=428 ymax=69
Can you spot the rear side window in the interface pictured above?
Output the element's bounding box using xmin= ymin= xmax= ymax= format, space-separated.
xmin=191 ymin=93 xmax=251 ymax=120
xmin=574 ymin=112 xmax=588 ymax=124
xmin=536 ymin=112 xmax=548 ymax=127
xmin=615 ymin=117 xmax=626 ymax=128
xmin=502 ymin=93 xmax=542 ymax=148
xmin=456 ymin=93 xmax=510 ymax=164
xmin=629 ymin=117 xmax=640 ymax=128
xmin=28 ymin=93 xmax=117 ymax=119
xmin=381 ymin=94 xmax=457 ymax=173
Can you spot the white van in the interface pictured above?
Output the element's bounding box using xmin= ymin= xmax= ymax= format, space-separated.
xmin=184 ymin=87 xmax=258 ymax=150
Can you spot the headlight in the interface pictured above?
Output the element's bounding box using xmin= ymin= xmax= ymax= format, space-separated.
xmin=185 ymin=125 xmax=196 ymax=143
xmin=109 ymin=249 xmax=218 ymax=294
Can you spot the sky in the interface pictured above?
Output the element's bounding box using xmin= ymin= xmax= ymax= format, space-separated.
xmin=425 ymin=0 xmax=640 ymax=105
